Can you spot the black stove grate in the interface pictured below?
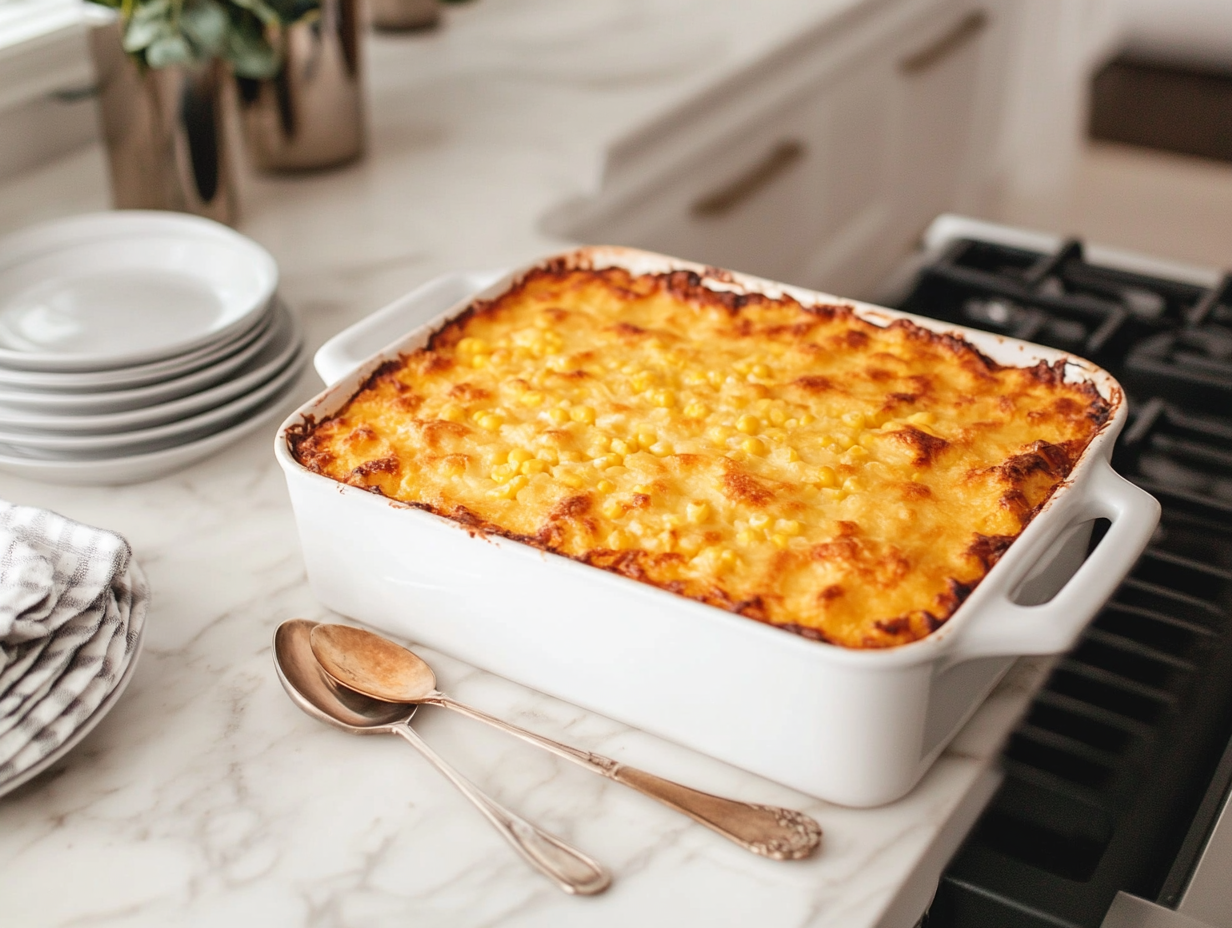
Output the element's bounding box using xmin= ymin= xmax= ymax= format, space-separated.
xmin=902 ymin=238 xmax=1232 ymax=928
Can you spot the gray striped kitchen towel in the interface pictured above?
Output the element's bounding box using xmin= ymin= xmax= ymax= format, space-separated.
xmin=0 ymin=501 xmax=148 ymax=785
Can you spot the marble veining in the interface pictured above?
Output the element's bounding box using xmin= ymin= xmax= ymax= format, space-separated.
xmin=0 ymin=0 xmax=1044 ymax=925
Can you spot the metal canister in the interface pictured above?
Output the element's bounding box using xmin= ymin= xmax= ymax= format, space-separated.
xmin=237 ymin=0 xmax=365 ymax=172
xmin=90 ymin=21 xmax=239 ymax=226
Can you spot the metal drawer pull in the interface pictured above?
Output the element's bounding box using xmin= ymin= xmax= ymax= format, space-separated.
xmin=899 ymin=9 xmax=987 ymax=75
xmin=690 ymin=140 xmax=806 ymax=219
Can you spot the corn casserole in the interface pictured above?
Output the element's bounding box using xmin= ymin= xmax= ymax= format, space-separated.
xmin=290 ymin=261 xmax=1111 ymax=648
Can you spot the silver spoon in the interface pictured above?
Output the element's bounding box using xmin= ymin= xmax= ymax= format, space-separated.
xmin=309 ymin=622 xmax=823 ymax=861
xmin=272 ymin=619 xmax=611 ymax=895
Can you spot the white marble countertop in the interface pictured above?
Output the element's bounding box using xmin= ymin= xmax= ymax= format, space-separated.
xmin=0 ymin=1 xmax=1043 ymax=925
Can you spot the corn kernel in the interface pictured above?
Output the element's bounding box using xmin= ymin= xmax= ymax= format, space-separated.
xmin=706 ymin=425 xmax=733 ymax=444
xmin=571 ymin=405 xmax=596 ymax=425
xmin=558 ymin=450 xmax=583 ymax=463
xmin=909 ymin=411 xmax=935 ymax=426
xmin=816 ymin=466 xmax=838 ymax=488
xmin=737 ymin=415 xmax=761 ymax=434
xmin=508 ymin=449 xmax=534 ymax=465
xmin=843 ymin=477 xmax=862 ymax=492
xmin=652 ymin=389 xmax=677 ymax=408
xmin=842 ymin=411 xmax=866 ymax=430
xmin=649 ymin=441 xmax=673 ymax=457
xmin=631 ymin=372 xmax=655 ymax=392
xmin=707 ymin=370 xmax=725 ymax=388
xmin=683 ymin=402 xmax=708 ymax=419
xmin=771 ymin=533 xmax=790 ymax=549
xmin=536 ymin=447 xmax=559 ymax=465
xmin=508 ymin=475 xmax=529 ymax=493
xmin=748 ymin=513 xmax=770 ymax=530
xmin=589 ymin=435 xmax=611 ymax=453
xmin=751 ymin=363 xmax=771 ymax=379
xmin=601 ymin=499 xmax=623 ymax=519
xmin=548 ymin=408 xmax=570 ymax=425
xmin=557 ymin=471 xmax=584 ymax=489
xmin=737 ymin=529 xmax=755 ymax=546
xmin=678 ymin=535 xmax=703 ymax=556
xmin=596 ymin=479 xmax=615 ymax=494
xmin=785 ymin=418 xmax=799 ymax=429
xmin=846 ymin=445 xmax=868 ymax=459
xmin=441 ymin=458 xmax=465 ymax=478
xmin=439 ymin=403 xmax=465 ymax=423
xmin=594 ymin=453 xmax=623 ymax=469
xmin=607 ymin=530 xmax=631 ymax=549
xmin=742 ymin=437 xmax=767 ymax=456
xmin=717 ymin=549 xmax=738 ymax=570
xmin=636 ymin=430 xmax=658 ymax=450
xmin=787 ymin=447 xmax=800 ymax=462
xmin=520 ymin=391 xmax=545 ymax=407
xmin=471 ymin=354 xmax=490 ymax=369
xmin=686 ymin=501 xmax=710 ymax=524
xmin=522 ymin=459 xmax=550 ymax=475
xmin=456 ymin=337 xmax=481 ymax=353
xmin=777 ymin=519 xmax=801 ymax=536
xmin=800 ymin=414 xmax=816 ymax=426
xmin=632 ymin=484 xmax=651 ymax=495
xmin=768 ymin=407 xmax=786 ymax=426
xmin=610 ymin=438 xmax=631 ymax=456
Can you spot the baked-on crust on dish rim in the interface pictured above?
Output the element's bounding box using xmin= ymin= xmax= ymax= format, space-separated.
xmin=290 ymin=259 xmax=1112 ymax=649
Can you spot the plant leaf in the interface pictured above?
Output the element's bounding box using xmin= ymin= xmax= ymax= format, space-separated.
xmin=180 ymin=0 xmax=228 ymax=55
xmin=145 ymin=33 xmax=195 ymax=68
xmin=122 ymin=14 xmax=169 ymax=52
xmin=228 ymin=0 xmax=281 ymax=27
xmin=226 ymin=24 xmax=280 ymax=77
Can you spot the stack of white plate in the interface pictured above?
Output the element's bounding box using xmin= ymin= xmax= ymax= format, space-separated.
xmin=0 ymin=211 xmax=306 ymax=485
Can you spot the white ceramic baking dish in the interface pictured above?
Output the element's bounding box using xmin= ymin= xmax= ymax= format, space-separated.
xmin=277 ymin=247 xmax=1160 ymax=807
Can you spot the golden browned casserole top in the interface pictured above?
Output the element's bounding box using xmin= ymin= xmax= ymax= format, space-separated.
xmin=291 ymin=262 xmax=1111 ymax=648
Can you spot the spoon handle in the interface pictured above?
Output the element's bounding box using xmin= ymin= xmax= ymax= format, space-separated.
xmin=389 ymin=720 xmax=611 ymax=895
xmin=429 ymin=696 xmax=821 ymax=860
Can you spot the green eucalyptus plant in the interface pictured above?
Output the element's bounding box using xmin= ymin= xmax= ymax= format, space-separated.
xmin=87 ymin=0 xmax=319 ymax=77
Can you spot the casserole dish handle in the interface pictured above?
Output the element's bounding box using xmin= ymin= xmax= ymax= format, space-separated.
xmin=947 ymin=458 xmax=1160 ymax=663
xmin=314 ymin=270 xmax=506 ymax=386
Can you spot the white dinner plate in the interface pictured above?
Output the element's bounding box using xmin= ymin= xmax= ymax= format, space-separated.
xmin=0 ymin=297 xmax=274 ymax=393
xmin=0 ymin=302 xmax=298 ymax=434
xmin=0 ymin=303 xmax=281 ymax=414
xmin=0 ymin=364 xmax=306 ymax=484
xmin=0 ymin=328 xmax=305 ymax=455
xmin=0 ymin=211 xmax=278 ymax=372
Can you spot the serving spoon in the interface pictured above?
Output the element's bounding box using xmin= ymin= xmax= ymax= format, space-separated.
xmin=309 ymin=622 xmax=823 ymax=861
xmin=272 ymin=619 xmax=611 ymax=895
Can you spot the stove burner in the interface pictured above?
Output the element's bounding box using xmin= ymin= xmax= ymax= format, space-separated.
xmin=899 ymin=235 xmax=1232 ymax=928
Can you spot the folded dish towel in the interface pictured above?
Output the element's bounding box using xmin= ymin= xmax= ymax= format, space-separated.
xmin=0 ymin=502 xmax=148 ymax=784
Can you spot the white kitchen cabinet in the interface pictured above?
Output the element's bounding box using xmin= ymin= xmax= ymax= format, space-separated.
xmin=548 ymin=0 xmax=1010 ymax=300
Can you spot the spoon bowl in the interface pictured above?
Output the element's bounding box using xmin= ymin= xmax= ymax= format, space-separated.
xmin=273 ymin=619 xmax=611 ymax=894
xmin=275 ymin=619 xmax=413 ymax=732
xmin=309 ymin=621 xmax=437 ymax=704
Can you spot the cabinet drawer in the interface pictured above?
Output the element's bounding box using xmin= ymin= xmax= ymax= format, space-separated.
xmin=588 ymin=89 xmax=826 ymax=285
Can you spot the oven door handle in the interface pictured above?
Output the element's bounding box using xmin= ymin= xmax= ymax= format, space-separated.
xmin=944 ymin=456 xmax=1160 ymax=665
xmin=314 ymin=269 xmax=506 ymax=386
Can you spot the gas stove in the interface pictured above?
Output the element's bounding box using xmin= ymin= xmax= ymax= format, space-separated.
xmin=891 ymin=216 xmax=1232 ymax=928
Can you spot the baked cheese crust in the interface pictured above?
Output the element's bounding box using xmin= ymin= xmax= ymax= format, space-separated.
xmin=291 ymin=261 xmax=1111 ymax=648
